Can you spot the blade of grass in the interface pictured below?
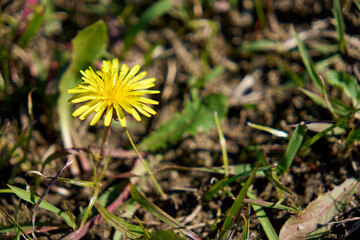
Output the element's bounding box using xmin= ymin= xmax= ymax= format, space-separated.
xmin=0 ymin=206 xmax=32 ymax=240
xmin=247 ymin=122 xmax=289 ymax=138
xmin=316 ymin=70 xmax=338 ymax=118
xmin=240 ymin=205 xmax=251 ymax=240
xmin=79 ymin=186 xmax=99 ymax=229
xmin=333 ymin=0 xmax=347 ymax=54
xmin=300 ymin=108 xmax=360 ymax=151
xmin=7 ymin=185 xmax=73 ymax=227
xmin=32 ymin=159 xmax=72 ymax=233
xmin=28 ymin=169 xmax=97 ymax=188
xmin=243 ymin=198 xmax=298 ymax=213
xmin=288 ymin=121 xmax=346 ymax=135
xmin=247 ymin=189 xmax=279 ymax=240
xmin=299 ymin=87 xmax=352 ymax=116
xmin=204 ymin=165 xmax=273 ymax=201
xmin=354 ymin=0 xmax=360 ymax=10
xmin=277 ymin=124 xmax=307 ymax=175
xmin=17 ymin=5 xmax=44 ymax=48
xmin=0 ymin=122 xmax=8 ymax=139
xmin=1 ymin=122 xmax=35 ymax=171
xmin=237 ymin=40 xmax=280 ymax=53
xmin=253 ymin=0 xmax=268 ymax=29
xmin=293 ymin=26 xmax=323 ymax=92
xmin=257 ymin=151 xmax=297 ymax=197
xmin=123 ymin=0 xmax=173 ymax=54
xmin=214 ymin=111 xmax=229 ymax=177
xmin=94 ymin=201 xmax=143 ymax=239
xmin=129 ymin=184 xmax=200 ymax=240
xmin=218 ymin=166 xmax=257 ymax=239
xmin=63 ymin=201 xmax=77 ymax=230
xmin=125 ymin=127 xmax=166 ymax=199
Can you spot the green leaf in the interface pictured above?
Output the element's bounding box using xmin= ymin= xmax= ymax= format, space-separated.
xmin=277 ymin=124 xmax=307 ymax=175
xmin=7 ymin=185 xmax=73 ymax=227
xmin=57 ymin=20 xmax=108 ymax=156
xmin=94 ymin=201 xmax=144 ymax=239
xmin=130 ymin=184 xmax=200 ymax=240
xmin=123 ymin=0 xmax=173 ymax=54
xmin=139 ymin=93 xmax=228 ymax=151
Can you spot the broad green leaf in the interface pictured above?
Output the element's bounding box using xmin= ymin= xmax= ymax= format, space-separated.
xmin=279 ymin=178 xmax=360 ymax=240
xmin=57 ymin=20 xmax=108 ymax=160
xmin=7 ymin=185 xmax=73 ymax=227
xmin=139 ymin=93 xmax=227 ymax=151
xmin=277 ymin=124 xmax=307 ymax=175
xmin=94 ymin=201 xmax=143 ymax=239
xmin=130 ymin=184 xmax=200 ymax=240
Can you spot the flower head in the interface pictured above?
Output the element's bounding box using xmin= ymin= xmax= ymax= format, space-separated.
xmin=68 ymin=58 xmax=160 ymax=127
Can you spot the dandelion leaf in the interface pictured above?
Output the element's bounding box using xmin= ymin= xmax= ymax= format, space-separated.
xmin=139 ymin=93 xmax=227 ymax=151
xmin=58 ymin=20 xmax=108 ymax=159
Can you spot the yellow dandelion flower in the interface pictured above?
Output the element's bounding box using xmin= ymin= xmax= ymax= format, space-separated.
xmin=68 ymin=58 xmax=160 ymax=127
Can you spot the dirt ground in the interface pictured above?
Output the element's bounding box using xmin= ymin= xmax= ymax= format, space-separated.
xmin=1 ymin=0 xmax=360 ymax=239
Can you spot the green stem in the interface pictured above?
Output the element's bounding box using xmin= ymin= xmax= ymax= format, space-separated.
xmin=81 ymin=125 xmax=111 ymax=227
xmin=124 ymin=127 xmax=166 ymax=199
